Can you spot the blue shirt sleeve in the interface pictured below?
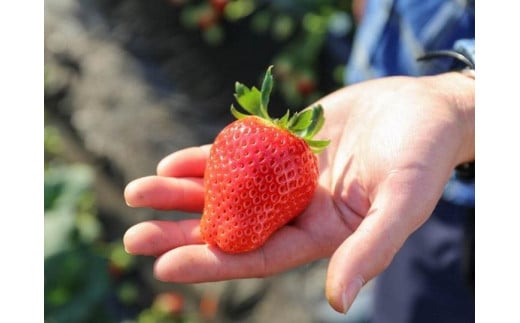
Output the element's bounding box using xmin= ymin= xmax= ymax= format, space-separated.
xmin=346 ymin=0 xmax=475 ymax=84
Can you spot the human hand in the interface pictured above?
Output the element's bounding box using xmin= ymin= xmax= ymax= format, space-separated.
xmin=123 ymin=71 xmax=474 ymax=313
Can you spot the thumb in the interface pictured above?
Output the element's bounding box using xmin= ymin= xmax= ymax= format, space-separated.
xmin=325 ymin=178 xmax=442 ymax=313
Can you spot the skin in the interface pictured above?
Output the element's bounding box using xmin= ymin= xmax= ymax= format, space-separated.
xmin=123 ymin=72 xmax=475 ymax=314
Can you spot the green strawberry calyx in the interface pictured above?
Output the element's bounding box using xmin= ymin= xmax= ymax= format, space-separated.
xmin=230 ymin=65 xmax=331 ymax=154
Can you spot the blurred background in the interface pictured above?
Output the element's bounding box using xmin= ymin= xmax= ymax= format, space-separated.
xmin=44 ymin=0 xmax=374 ymax=322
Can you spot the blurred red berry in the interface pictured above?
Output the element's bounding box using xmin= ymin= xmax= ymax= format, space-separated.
xmin=210 ymin=0 xmax=229 ymax=14
xmin=199 ymin=293 xmax=219 ymax=320
xmin=154 ymin=292 xmax=185 ymax=315
xmin=107 ymin=262 xmax=124 ymax=279
xmin=197 ymin=9 xmax=219 ymax=30
xmin=296 ymin=77 xmax=316 ymax=96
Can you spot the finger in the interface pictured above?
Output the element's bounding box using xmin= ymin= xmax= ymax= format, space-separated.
xmin=124 ymin=176 xmax=204 ymax=212
xmin=157 ymin=145 xmax=211 ymax=177
xmin=124 ymin=220 xmax=202 ymax=256
xmin=153 ymin=224 xmax=324 ymax=283
xmin=325 ymin=175 xmax=443 ymax=314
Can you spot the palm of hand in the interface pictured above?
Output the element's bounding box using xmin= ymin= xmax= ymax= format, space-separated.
xmin=123 ymin=74 xmax=474 ymax=313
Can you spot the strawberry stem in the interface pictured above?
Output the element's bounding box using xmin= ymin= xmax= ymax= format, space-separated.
xmin=231 ymin=65 xmax=330 ymax=153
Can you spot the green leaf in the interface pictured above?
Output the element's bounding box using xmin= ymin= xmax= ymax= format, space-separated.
xmin=288 ymin=109 xmax=313 ymax=131
xmin=306 ymin=139 xmax=331 ymax=153
xmin=277 ymin=109 xmax=291 ymax=128
xmin=260 ymin=65 xmax=274 ymax=117
xmin=297 ymin=105 xmax=325 ymax=139
xmin=234 ymin=82 xmax=262 ymax=116
xmin=44 ymin=208 xmax=76 ymax=258
xmin=231 ymin=104 xmax=249 ymax=120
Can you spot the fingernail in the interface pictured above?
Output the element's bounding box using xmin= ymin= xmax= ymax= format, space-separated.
xmin=342 ymin=276 xmax=364 ymax=314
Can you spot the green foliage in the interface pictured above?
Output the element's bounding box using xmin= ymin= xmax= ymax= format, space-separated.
xmin=45 ymin=245 xmax=113 ymax=323
xmin=137 ymin=309 xmax=193 ymax=323
xmin=44 ymin=165 xmax=99 ymax=257
xmin=44 ymin=161 xmax=114 ymax=322
xmin=43 ymin=126 xmax=197 ymax=323
xmin=174 ymin=0 xmax=355 ymax=106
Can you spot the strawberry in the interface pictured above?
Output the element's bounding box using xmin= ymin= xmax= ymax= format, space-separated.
xmin=209 ymin=0 xmax=229 ymax=14
xmin=153 ymin=292 xmax=185 ymax=315
xmin=200 ymin=66 xmax=330 ymax=253
xmin=197 ymin=7 xmax=219 ymax=30
xmin=296 ymin=75 xmax=317 ymax=97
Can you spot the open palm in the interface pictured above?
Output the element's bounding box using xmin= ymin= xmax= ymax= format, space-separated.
xmin=123 ymin=72 xmax=474 ymax=313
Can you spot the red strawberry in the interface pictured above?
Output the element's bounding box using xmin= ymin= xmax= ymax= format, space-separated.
xmin=296 ymin=76 xmax=317 ymax=96
xmin=197 ymin=8 xmax=219 ymax=30
xmin=200 ymin=66 xmax=330 ymax=253
xmin=153 ymin=292 xmax=184 ymax=315
xmin=210 ymin=0 xmax=229 ymax=14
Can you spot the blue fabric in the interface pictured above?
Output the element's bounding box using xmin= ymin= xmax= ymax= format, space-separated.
xmin=443 ymin=173 xmax=475 ymax=207
xmin=371 ymin=199 xmax=475 ymax=323
xmin=346 ymin=0 xmax=475 ymax=83
xmin=341 ymin=1 xmax=475 ymax=322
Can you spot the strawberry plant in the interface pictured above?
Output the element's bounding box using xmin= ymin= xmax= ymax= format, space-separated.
xmin=173 ymin=0 xmax=355 ymax=106
xmin=200 ymin=66 xmax=329 ymax=253
xmin=44 ymin=127 xmax=173 ymax=322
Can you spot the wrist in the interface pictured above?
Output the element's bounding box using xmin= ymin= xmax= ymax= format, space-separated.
xmin=424 ymin=71 xmax=475 ymax=166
